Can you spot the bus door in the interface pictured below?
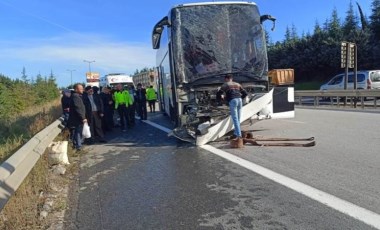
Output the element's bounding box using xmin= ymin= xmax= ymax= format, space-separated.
xmin=157 ymin=66 xmax=165 ymax=113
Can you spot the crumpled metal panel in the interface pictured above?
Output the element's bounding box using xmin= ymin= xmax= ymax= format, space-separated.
xmin=171 ymin=3 xmax=268 ymax=85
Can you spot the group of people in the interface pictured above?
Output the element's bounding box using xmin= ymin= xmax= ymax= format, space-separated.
xmin=61 ymin=83 xmax=157 ymax=151
xmin=61 ymin=75 xmax=246 ymax=150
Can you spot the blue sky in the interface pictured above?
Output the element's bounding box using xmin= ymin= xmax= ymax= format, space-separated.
xmin=0 ymin=0 xmax=372 ymax=87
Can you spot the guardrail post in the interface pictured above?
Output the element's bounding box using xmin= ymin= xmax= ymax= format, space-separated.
xmin=299 ymin=96 xmax=302 ymax=106
xmin=336 ymin=96 xmax=340 ymax=107
xmin=313 ymin=97 xmax=316 ymax=107
xmin=361 ymin=97 xmax=365 ymax=109
xmin=330 ymin=97 xmax=333 ymax=106
xmin=350 ymin=97 xmax=353 ymax=108
xmin=375 ymin=97 xmax=377 ymax=109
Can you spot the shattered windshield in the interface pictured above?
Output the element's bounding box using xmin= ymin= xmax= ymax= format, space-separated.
xmin=171 ymin=3 xmax=268 ymax=85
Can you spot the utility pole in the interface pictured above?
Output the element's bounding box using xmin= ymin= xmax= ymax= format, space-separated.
xmin=67 ymin=69 xmax=76 ymax=86
xmin=83 ymin=60 xmax=95 ymax=74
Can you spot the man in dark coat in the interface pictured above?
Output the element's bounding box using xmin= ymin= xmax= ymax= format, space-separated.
xmin=61 ymin=89 xmax=71 ymax=126
xmin=67 ymin=83 xmax=87 ymax=151
xmin=83 ymin=86 xmax=106 ymax=143
xmin=100 ymin=86 xmax=114 ymax=132
xmin=135 ymin=83 xmax=147 ymax=120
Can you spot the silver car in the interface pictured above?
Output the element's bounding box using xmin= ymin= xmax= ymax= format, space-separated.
xmin=320 ymin=70 xmax=380 ymax=90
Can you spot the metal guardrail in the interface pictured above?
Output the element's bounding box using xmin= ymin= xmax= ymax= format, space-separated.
xmin=0 ymin=118 xmax=64 ymax=210
xmin=295 ymin=89 xmax=380 ymax=109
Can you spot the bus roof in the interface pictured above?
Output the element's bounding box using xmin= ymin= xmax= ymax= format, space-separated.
xmin=173 ymin=1 xmax=256 ymax=9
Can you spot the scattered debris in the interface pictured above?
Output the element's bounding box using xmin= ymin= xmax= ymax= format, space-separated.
xmin=229 ymin=132 xmax=316 ymax=148
xmin=51 ymin=165 xmax=67 ymax=176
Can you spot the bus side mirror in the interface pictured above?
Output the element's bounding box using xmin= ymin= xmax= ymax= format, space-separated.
xmin=260 ymin=15 xmax=276 ymax=31
xmin=152 ymin=16 xmax=170 ymax=49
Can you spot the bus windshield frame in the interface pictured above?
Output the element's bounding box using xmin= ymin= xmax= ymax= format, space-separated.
xmin=170 ymin=3 xmax=268 ymax=85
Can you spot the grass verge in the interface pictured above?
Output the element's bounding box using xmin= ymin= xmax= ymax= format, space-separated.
xmin=0 ymin=153 xmax=49 ymax=229
xmin=0 ymin=99 xmax=62 ymax=163
xmin=0 ymin=132 xmax=80 ymax=229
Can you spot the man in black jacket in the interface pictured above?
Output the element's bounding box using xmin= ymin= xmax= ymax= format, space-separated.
xmin=83 ymin=86 xmax=106 ymax=143
xmin=135 ymin=83 xmax=147 ymax=120
xmin=100 ymin=86 xmax=114 ymax=132
xmin=67 ymin=84 xmax=87 ymax=151
xmin=61 ymin=89 xmax=71 ymax=126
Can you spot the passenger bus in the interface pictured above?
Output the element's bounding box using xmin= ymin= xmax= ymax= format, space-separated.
xmin=152 ymin=1 xmax=294 ymax=144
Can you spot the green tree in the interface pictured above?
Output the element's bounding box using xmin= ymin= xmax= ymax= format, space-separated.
xmin=284 ymin=26 xmax=291 ymax=42
xmin=370 ymin=0 xmax=380 ymax=66
xmin=21 ymin=67 xmax=28 ymax=83
xmin=267 ymin=2 xmax=380 ymax=85
xmin=370 ymin=0 xmax=380 ymax=39
xmin=343 ymin=1 xmax=359 ymax=40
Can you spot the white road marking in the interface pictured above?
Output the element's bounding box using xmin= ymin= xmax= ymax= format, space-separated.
xmin=281 ymin=120 xmax=306 ymax=124
xmin=142 ymin=120 xmax=172 ymax=133
xmin=144 ymin=119 xmax=380 ymax=229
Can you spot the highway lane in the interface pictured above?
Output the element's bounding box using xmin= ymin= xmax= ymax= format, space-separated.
xmin=65 ymin=110 xmax=378 ymax=229
xmin=211 ymin=108 xmax=380 ymax=216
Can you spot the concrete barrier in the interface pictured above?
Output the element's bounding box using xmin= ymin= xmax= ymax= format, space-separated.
xmin=0 ymin=118 xmax=64 ymax=210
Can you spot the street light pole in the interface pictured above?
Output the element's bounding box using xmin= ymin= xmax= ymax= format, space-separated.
xmin=83 ymin=60 xmax=95 ymax=74
xmin=67 ymin=69 xmax=76 ymax=86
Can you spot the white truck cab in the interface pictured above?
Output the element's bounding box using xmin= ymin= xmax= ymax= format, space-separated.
xmin=99 ymin=73 xmax=135 ymax=89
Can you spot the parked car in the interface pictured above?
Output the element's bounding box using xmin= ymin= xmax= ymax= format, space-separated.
xmin=320 ymin=70 xmax=380 ymax=91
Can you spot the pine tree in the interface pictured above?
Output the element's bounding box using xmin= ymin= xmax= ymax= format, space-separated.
xmin=284 ymin=26 xmax=291 ymax=42
xmin=370 ymin=0 xmax=380 ymax=67
xmin=370 ymin=0 xmax=380 ymax=39
xmin=328 ymin=8 xmax=343 ymax=41
xmin=291 ymin=24 xmax=298 ymax=41
xmin=21 ymin=67 xmax=28 ymax=83
xmin=313 ymin=21 xmax=322 ymax=34
xmin=342 ymin=0 xmax=359 ymax=40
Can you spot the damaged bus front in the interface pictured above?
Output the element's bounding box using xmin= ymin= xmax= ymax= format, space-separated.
xmin=153 ymin=2 xmax=293 ymax=145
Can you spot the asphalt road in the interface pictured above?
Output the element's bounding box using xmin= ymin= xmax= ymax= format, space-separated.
xmin=65 ymin=109 xmax=379 ymax=230
xmin=212 ymin=108 xmax=380 ymax=215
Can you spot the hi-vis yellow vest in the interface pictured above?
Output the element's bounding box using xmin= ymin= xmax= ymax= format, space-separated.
xmin=114 ymin=90 xmax=133 ymax=109
xmin=146 ymin=88 xmax=157 ymax=101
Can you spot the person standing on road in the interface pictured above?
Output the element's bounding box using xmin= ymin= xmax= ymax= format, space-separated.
xmin=114 ymin=84 xmax=133 ymax=131
xmin=146 ymin=85 xmax=157 ymax=113
xmin=219 ymin=74 xmax=247 ymax=141
xmin=128 ymin=85 xmax=136 ymax=125
xmin=82 ymin=86 xmax=94 ymax=144
xmin=61 ymin=89 xmax=71 ymax=126
xmin=84 ymin=86 xmax=106 ymax=143
xmin=100 ymin=86 xmax=114 ymax=132
xmin=67 ymin=83 xmax=87 ymax=151
xmin=135 ymin=83 xmax=147 ymax=120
